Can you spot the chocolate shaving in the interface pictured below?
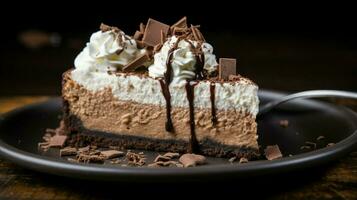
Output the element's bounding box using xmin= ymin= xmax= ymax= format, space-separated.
xmin=122 ymin=53 xmax=150 ymax=72
xmin=133 ymin=31 xmax=143 ymax=40
xmin=126 ymin=152 xmax=146 ymax=166
xmin=228 ymin=74 xmax=242 ymax=81
xmin=264 ymin=145 xmax=283 ymax=160
xmin=77 ymin=154 xmax=105 ymax=164
xmin=160 ymin=30 xmax=166 ymax=44
xmin=154 ymin=155 xmax=171 ymax=162
xmin=162 ymin=152 xmax=180 ymax=159
xmin=100 ymin=150 xmax=124 ymax=159
xmin=219 ymin=58 xmax=237 ymax=80
xmin=139 ymin=23 xmax=146 ymax=33
xmin=142 ymin=18 xmax=170 ymax=47
xmin=60 ymin=147 xmax=77 ymax=156
xmin=100 ymin=23 xmax=111 ymax=32
xmin=317 ymin=136 xmax=325 ymax=141
xmin=179 ymin=153 xmax=206 ymax=168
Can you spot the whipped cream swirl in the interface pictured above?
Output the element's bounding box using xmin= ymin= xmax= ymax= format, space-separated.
xmin=74 ymin=29 xmax=144 ymax=73
xmin=148 ymin=36 xmax=218 ymax=85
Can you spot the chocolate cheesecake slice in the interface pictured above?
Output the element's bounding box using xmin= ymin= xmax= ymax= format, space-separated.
xmin=62 ymin=17 xmax=260 ymax=159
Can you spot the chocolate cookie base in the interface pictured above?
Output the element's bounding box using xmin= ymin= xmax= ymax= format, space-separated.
xmin=64 ymin=113 xmax=260 ymax=159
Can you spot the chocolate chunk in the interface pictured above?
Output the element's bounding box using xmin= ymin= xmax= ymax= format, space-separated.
xmin=239 ymin=157 xmax=249 ymax=164
xmin=48 ymin=135 xmax=67 ymax=147
xmin=60 ymin=147 xmax=77 ymax=156
xmin=142 ymin=18 xmax=170 ymax=47
xmin=219 ymin=58 xmax=237 ymax=80
xmin=162 ymin=152 xmax=180 ymax=159
xmin=264 ymin=145 xmax=283 ymax=160
xmin=179 ymin=153 xmax=206 ymax=167
xmin=122 ymin=53 xmax=150 ymax=72
xmin=279 ymin=120 xmax=289 ymax=128
xmin=100 ymin=150 xmax=124 ymax=159
xmin=133 ymin=31 xmax=143 ymax=40
xmin=171 ymin=16 xmax=187 ymax=29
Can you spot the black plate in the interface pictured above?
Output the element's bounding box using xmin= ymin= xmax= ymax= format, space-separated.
xmin=0 ymin=90 xmax=356 ymax=181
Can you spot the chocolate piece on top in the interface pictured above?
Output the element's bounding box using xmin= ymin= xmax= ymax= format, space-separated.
xmin=122 ymin=53 xmax=150 ymax=72
xmin=171 ymin=16 xmax=188 ymax=29
xmin=142 ymin=18 xmax=170 ymax=47
xmin=219 ymin=58 xmax=237 ymax=80
xmin=133 ymin=30 xmax=143 ymax=40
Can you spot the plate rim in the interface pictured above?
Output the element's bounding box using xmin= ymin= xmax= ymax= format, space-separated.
xmin=0 ymin=90 xmax=356 ymax=180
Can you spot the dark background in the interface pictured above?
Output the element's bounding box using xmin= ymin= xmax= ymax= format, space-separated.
xmin=1 ymin=5 xmax=356 ymax=95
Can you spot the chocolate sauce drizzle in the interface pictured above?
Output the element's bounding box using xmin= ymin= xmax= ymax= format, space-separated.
xmin=159 ymin=37 xmax=183 ymax=132
xmin=210 ymin=83 xmax=217 ymax=126
xmin=159 ymin=34 xmax=218 ymax=153
xmin=185 ymin=81 xmax=199 ymax=153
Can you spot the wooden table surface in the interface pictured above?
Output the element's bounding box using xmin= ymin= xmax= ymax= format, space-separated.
xmin=0 ymin=96 xmax=356 ymax=199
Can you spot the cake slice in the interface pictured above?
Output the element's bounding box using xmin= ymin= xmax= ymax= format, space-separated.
xmin=62 ymin=18 xmax=260 ymax=159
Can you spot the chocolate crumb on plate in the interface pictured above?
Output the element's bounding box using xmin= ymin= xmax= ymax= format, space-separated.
xmin=77 ymin=154 xmax=105 ymax=164
xmin=48 ymin=135 xmax=67 ymax=147
xmin=228 ymin=157 xmax=237 ymax=163
xmin=305 ymin=141 xmax=317 ymax=149
xmin=264 ymin=145 xmax=283 ymax=161
xmin=300 ymin=145 xmax=311 ymax=150
xmin=126 ymin=152 xmax=146 ymax=166
xmin=239 ymin=157 xmax=249 ymax=164
xmin=100 ymin=150 xmax=124 ymax=159
xmin=317 ymin=135 xmax=326 ymax=141
xmin=279 ymin=120 xmax=289 ymax=128
xmin=179 ymin=153 xmax=206 ymax=168
xmin=162 ymin=152 xmax=180 ymax=159
xmin=327 ymin=143 xmax=335 ymax=147
xmin=60 ymin=147 xmax=77 ymax=156
xmin=154 ymin=155 xmax=171 ymax=162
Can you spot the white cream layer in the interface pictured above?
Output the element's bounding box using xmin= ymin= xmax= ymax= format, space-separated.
xmin=71 ymin=70 xmax=259 ymax=116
